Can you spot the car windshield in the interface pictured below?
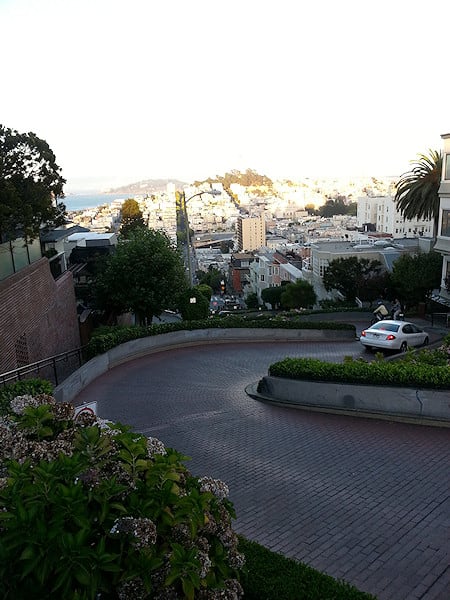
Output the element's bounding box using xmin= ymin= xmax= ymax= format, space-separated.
xmin=371 ymin=323 xmax=400 ymax=333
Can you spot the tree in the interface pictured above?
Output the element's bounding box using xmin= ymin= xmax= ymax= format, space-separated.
xmin=120 ymin=198 xmax=145 ymax=237
xmin=178 ymin=287 xmax=210 ymax=320
xmin=0 ymin=124 xmax=66 ymax=242
xmin=305 ymin=203 xmax=318 ymax=215
xmin=323 ymin=257 xmax=383 ymax=301
xmin=245 ymin=292 xmax=259 ymax=309
xmin=261 ymin=285 xmax=284 ymax=309
xmin=196 ymin=283 xmax=213 ymax=301
xmin=390 ymin=251 xmax=443 ymax=308
xmin=94 ymin=228 xmax=187 ymax=325
xmin=196 ymin=266 xmax=226 ymax=293
xmin=280 ymin=280 xmax=317 ymax=309
xmin=220 ymin=239 xmax=234 ymax=253
xmin=395 ymin=150 xmax=443 ymax=237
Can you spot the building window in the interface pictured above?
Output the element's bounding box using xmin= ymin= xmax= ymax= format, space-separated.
xmin=260 ymin=274 xmax=265 ymax=282
xmin=441 ymin=210 xmax=450 ymax=237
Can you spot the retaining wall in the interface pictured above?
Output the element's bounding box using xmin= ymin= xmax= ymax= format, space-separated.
xmin=249 ymin=376 xmax=450 ymax=426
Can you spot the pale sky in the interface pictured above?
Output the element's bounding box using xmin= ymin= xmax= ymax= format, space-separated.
xmin=2 ymin=0 xmax=450 ymax=192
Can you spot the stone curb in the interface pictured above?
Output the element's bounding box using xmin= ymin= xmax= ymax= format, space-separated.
xmin=246 ymin=379 xmax=450 ymax=428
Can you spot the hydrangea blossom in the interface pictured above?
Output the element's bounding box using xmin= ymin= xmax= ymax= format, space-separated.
xmin=147 ymin=436 xmax=166 ymax=457
xmin=9 ymin=395 xmax=40 ymax=414
xmin=110 ymin=516 xmax=157 ymax=549
xmin=198 ymin=476 xmax=229 ymax=500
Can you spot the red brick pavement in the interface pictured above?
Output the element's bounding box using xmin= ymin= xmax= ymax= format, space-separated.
xmin=73 ymin=340 xmax=450 ymax=600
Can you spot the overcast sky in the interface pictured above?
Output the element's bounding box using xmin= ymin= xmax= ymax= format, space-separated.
xmin=2 ymin=0 xmax=450 ymax=192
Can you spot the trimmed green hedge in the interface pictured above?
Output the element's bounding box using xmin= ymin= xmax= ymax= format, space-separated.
xmin=85 ymin=317 xmax=356 ymax=360
xmin=238 ymin=537 xmax=376 ymax=600
xmin=268 ymin=356 xmax=450 ymax=390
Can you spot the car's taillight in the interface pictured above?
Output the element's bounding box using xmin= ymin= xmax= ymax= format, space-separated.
xmin=361 ymin=331 xmax=366 ymax=337
xmin=386 ymin=334 xmax=396 ymax=340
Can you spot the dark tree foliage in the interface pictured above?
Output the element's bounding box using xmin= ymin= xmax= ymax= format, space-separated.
xmin=94 ymin=228 xmax=187 ymax=325
xmin=280 ymin=279 xmax=317 ymax=310
xmin=390 ymin=251 xmax=443 ymax=307
xmin=0 ymin=125 xmax=66 ymax=242
xmin=261 ymin=285 xmax=284 ymax=309
xmin=220 ymin=239 xmax=234 ymax=253
xmin=120 ymin=198 xmax=146 ymax=238
xmin=178 ymin=287 xmax=210 ymax=320
xmin=195 ymin=283 xmax=213 ymax=300
xmin=318 ymin=199 xmax=356 ymax=218
xmin=245 ymin=292 xmax=259 ymax=309
xmin=323 ymin=257 xmax=383 ymax=301
xmin=196 ymin=266 xmax=226 ymax=293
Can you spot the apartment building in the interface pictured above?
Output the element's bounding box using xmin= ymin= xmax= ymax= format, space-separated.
xmin=434 ymin=133 xmax=450 ymax=304
xmin=237 ymin=214 xmax=266 ymax=251
xmin=228 ymin=253 xmax=256 ymax=294
xmin=357 ymin=196 xmax=433 ymax=238
xmin=0 ymin=236 xmax=80 ymax=372
xmin=245 ymin=250 xmax=304 ymax=303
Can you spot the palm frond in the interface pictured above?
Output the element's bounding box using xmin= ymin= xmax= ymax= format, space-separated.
xmin=394 ymin=149 xmax=442 ymax=230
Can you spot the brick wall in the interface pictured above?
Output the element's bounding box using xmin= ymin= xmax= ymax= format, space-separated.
xmin=0 ymin=258 xmax=81 ymax=373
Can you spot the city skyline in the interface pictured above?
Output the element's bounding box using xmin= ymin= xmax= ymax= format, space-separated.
xmin=2 ymin=0 xmax=450 ymax=192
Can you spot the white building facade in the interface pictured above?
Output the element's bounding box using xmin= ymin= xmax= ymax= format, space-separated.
xmin=434 ymin=133 xmax=450 ymax=304
xmin=357 ymin=196 xmax=433 ymax=238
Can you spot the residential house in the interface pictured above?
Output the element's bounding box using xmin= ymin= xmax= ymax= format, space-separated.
xmin=433 ymin=133 xmax=450 ymax=306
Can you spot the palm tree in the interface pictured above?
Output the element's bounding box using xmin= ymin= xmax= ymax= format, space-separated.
xmin=394 ymin=149 xmax=443 ymax=238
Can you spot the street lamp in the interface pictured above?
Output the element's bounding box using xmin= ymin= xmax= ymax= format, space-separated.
xmin=181 ymin=189 xmax=221 ymax=286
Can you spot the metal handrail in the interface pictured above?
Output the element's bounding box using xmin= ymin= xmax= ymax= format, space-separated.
xmin=0 ymin=346 xmax=86 ymax=388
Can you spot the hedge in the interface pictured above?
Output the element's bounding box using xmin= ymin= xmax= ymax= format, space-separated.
xmin=238 ymin=537 xmax=376 ymax=600
xmin=85 ymin=317 xmax=356 ymax=360
xmin=268 ymin=356 xmax=450 ymax=390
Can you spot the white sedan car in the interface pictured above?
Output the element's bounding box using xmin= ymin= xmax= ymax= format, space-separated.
xmin=360 ymin=320 xmax=429 ymax=352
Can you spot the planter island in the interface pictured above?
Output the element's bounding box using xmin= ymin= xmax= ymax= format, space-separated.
xmin=246 ymin=357 xmax=450 ymax=428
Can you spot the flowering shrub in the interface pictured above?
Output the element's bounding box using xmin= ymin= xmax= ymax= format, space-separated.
xmin=0 ymin=378 xmax=53 ymax=416
xmin=0 ymin=394 xmax=244 ymax=599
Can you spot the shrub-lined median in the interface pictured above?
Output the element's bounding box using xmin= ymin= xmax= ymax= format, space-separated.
xmin=268 ymin=335 xmax=450 ymax=391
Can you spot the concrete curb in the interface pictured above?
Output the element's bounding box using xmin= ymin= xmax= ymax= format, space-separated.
xmin=246 ymin=377 xmax=450 ymax=428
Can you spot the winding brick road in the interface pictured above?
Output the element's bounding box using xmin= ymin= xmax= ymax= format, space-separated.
xmin=73 ymin=339 xmax=450 ymax=600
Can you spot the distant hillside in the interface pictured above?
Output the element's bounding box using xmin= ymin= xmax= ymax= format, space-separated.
xmin=106 ymin=179 xmax=187 ymax=195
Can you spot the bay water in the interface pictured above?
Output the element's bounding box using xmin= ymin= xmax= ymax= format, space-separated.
xmin=63 ymin=193 xmax=131 ymax=212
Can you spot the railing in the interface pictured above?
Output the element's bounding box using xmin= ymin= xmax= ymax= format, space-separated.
xmin=0 ymin=347 xmax=86 ymax=388
xmin=430 ymin=312 xmax=450 ymax=327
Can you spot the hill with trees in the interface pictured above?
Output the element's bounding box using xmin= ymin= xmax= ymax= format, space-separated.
xmin=106 ymin=178 xmax=187 ymax=194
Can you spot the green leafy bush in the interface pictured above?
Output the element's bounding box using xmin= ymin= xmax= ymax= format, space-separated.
xmin=0 ymin=394 xmax=244 ymax=599
xmin=238 ymin=537 xmax=376 ymax=600
xmin=268 ymin=356 xmax=450 ymax=389
xmin=0 ymin=378 xmax=53 ymax=416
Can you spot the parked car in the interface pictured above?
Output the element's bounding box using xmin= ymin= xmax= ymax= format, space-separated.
xmin=360 ymin=320 xmax=429 ymax=352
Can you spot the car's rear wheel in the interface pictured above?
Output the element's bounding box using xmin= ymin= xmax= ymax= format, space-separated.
xmin=423 ymin=336 xmax=429 ymax=346
xmin=400 ymin=342 xmax=408 ymax=353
